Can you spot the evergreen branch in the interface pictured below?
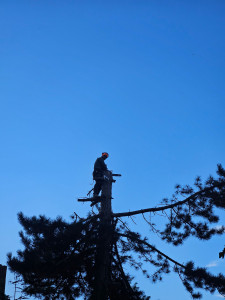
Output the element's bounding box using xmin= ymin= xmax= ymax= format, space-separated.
xmin=172 ymin=208 xmax=198 ymax=231
xmin=113 ymin=183 xmax=224 ymax=218
xmin=113 ymin=242 xmax=135 ymax=296
xmin=219 ymin=246 xmax=225 ymax=259
xmin=116 ymin=218 xmax=131 ymax=232
xmin=119 ymin=233 xmax=185 ymax=268
xmin=77 ymin=214 xmax=99 ymax=225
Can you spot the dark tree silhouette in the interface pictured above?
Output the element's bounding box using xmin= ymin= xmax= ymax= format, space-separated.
xmin=7 ymin=164 xmax=225 ymax=299
xmin=219 ymin=246 xmax=225 ymax=259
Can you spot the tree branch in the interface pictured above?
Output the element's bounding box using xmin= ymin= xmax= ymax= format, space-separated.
xmin=113 ymin=183 xmax=224 ymax=218
xmin=113 ymin=242 xmax=135 ymax=295
xmin=119 ymin=233 xmax=185 ymax=268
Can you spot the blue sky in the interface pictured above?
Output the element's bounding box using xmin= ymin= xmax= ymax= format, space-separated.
xmin=0 ymin=1 xmax=225 ymax=299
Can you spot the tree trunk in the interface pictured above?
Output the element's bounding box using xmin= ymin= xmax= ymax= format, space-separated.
xmin=94 ymin=170 xmax=113 ymax=300
xmin=0 ymin=265 xmax=7 ymax=300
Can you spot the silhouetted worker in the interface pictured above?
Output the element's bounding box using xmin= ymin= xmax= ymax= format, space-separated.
xmin=93 ymin=152 xmax=109 ymax=198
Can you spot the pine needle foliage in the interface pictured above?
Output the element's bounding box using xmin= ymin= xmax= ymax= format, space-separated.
xmin=7 ymin=164 xmax=225 ymax=299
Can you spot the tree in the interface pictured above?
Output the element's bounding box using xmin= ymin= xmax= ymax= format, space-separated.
xmin=7 ymin=165 xmax=225 ymax=299
xmin=9 ymin=274 xmax=29 ymax=300
xmin=219 ymin=246 xmax=225 ymax=259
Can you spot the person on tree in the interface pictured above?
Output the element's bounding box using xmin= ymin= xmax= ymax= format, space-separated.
xmin=93 ymin=152 xmax=109 ymax=198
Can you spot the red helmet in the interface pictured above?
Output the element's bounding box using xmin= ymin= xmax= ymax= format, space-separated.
xmin=102 ymin=152 xmax=109 ymax=158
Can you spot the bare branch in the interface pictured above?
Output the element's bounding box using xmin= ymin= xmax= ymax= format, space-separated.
xmin=129 ymin=215 xmax=137 ymax=225
xmin=119 ymin=233 xmax=185 ymax=268
xmin=116 ymin=217 xmax=131 ymax=231
xmin=142 ymin=213 xmax=161 ymax=236
xmin=113 ymin=183 xmax=224 ymax=218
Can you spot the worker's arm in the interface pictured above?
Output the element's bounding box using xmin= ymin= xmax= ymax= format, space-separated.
xmin=100 ymin=157 xmax=107 ymax=171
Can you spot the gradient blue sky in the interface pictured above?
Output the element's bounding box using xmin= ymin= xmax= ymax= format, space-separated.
xmin=1 ymin=1 xmax=225 ymax=299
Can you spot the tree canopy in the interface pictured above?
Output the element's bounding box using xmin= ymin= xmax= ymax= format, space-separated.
xmin=7 ymin=164 xmax=225 ymax=299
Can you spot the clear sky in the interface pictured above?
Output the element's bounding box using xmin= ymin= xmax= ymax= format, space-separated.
xmin=0 ymin=1 xmax=225 ymax=299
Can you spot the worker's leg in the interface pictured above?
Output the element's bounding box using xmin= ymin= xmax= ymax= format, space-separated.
xmin=93 ymin=180 xmax=103 ymax=197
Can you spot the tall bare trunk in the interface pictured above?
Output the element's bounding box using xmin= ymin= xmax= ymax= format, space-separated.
xmin=94 ymin=170 xmax=113 ymax=300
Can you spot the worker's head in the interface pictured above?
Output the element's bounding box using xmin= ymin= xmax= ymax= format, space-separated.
xmin=102 ymin=152 xmax=109 ymax=160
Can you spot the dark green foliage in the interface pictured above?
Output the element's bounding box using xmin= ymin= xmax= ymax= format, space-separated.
xmin=8 ymin=214 xmax=149 ymax=300
xmin=219 ymin=246 xmax=225 ymax=259
xmin=8 ymin=214 xmax=99 ymax=299
xmin=7 ymin=164 xmax=225 ymax=299
xmin=160 ymin=164 xmax=225 ymax=245
xmin=178 ymin=262 xmax=225 ymax=299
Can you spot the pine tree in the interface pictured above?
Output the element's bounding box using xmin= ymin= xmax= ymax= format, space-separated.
xmin=219 ymin=246 xmax=225 ymax=259
xmin=7 ymin=165 xmax=225 ymax=299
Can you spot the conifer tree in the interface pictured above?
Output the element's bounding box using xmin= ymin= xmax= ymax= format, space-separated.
xmin=219 ymin=246 xmax=225 ymax=259
xmin=7 ymin=164 xmax=225 ymax=299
